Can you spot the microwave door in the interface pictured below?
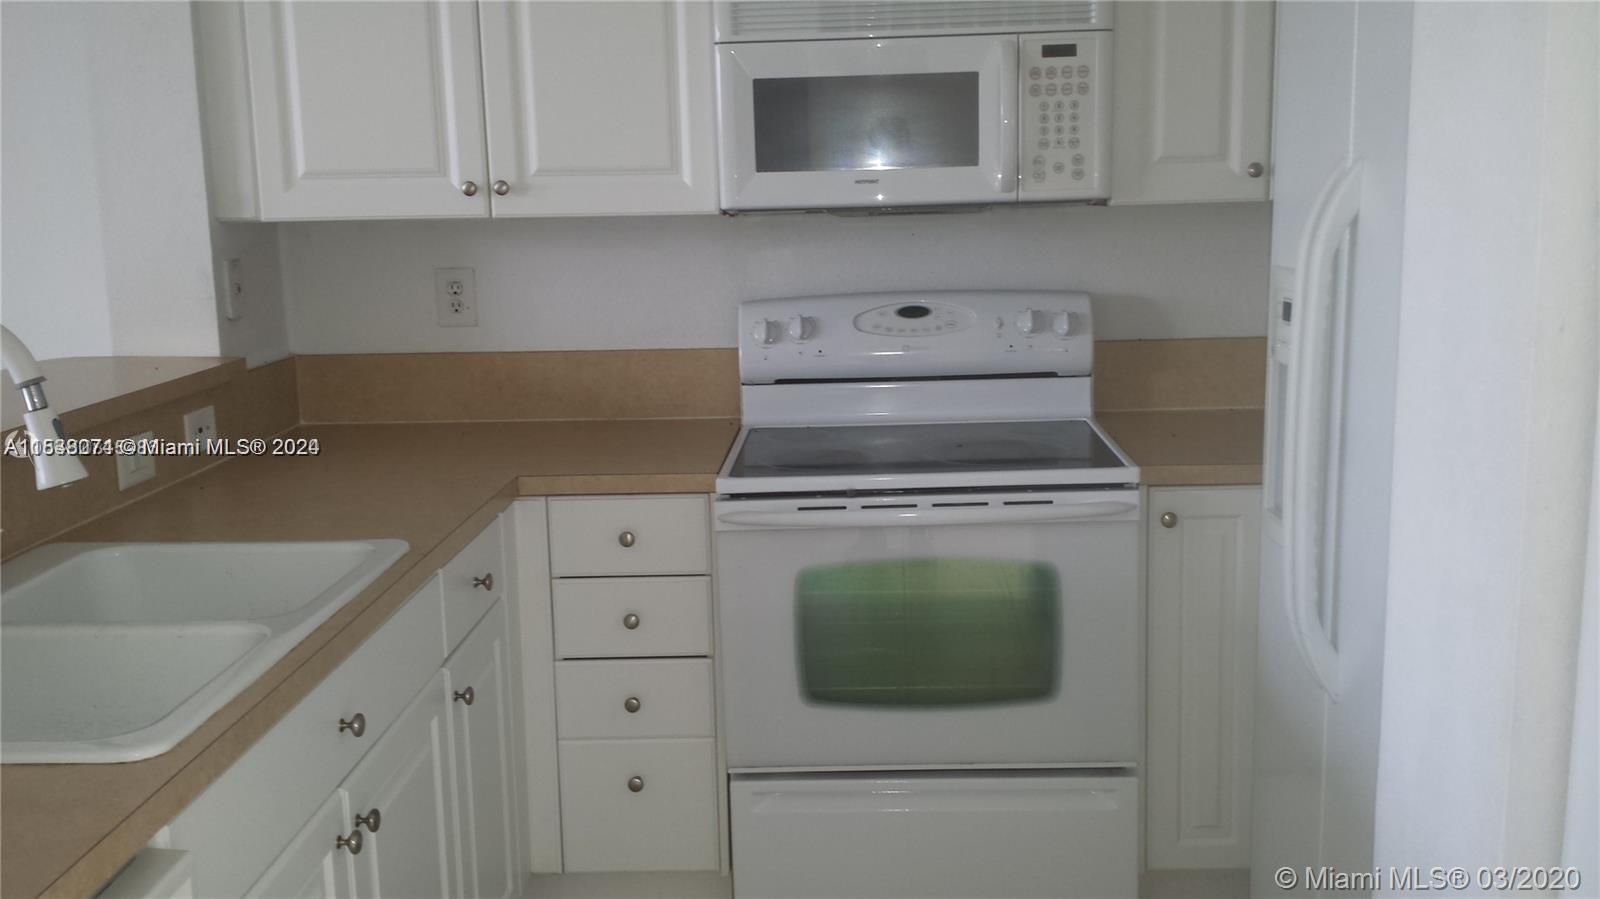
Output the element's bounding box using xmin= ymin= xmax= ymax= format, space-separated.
xmin=716 ymin=35 xmax=1019 ymax=210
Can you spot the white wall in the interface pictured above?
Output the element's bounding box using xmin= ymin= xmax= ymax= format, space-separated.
xmin=1374 ymin=0 xmax=1599 ymax=876
xmin=280 ymin=202 xmax=1270 ymax=353
xmin=0 ymin=2 xmax=219 ymax=360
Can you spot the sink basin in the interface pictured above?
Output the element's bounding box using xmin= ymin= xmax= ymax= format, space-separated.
xmin=0 ymin=540 xmax=407 ymax=763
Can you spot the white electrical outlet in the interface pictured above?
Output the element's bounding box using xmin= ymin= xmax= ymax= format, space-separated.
xmin=183 ymin=405 xmax=217 ymax=445
xmin=116 ymin=431 xmax=156 ymax=490
xmin=434 ymin=267 xmax=478 ymax=327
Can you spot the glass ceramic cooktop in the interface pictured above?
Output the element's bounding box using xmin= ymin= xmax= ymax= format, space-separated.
xmin=728 ymin=420 xmax=1126 ymax=479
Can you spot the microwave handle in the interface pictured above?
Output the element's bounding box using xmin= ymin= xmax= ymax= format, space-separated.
xmin=997 ymin=38 xmax=1019 ymax=193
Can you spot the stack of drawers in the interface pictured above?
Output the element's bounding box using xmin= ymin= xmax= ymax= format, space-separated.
xmin=547 ymin=495 xmax=720 ymax=873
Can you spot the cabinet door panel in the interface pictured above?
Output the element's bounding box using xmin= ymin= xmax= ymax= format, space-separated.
xmin=343 ymin=669 xmax=460 ymax=899
xmin=1110 ymin=1 xmax=1274 ymax=203
xmin=244 ymin=0 xmax=489 ymax=219
xmin=448 ymin=600 xmax=520 ymax=899
xmin=1146 ymin=487 xmax=1261 ymax=869
xmin=479 ymin=1 xmax=717 ymax=215
xmin=244 ymin=792 xmax=355 ymax=899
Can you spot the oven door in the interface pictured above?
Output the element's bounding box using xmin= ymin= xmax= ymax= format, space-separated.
xmin=715 ymin=35 xmax=1018 ymax=210
xmin=714 ymin=489 xmax=1140 ymax=770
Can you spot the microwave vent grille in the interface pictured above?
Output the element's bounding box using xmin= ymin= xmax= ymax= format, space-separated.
xmin=721 ymin=1 xmax=1105 ymax=42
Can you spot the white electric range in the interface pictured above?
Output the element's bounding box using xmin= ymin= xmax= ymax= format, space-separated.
xmin=714 ymin=291 xmax=1142 ymax=899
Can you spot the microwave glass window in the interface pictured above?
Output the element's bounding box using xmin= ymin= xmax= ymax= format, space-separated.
xmin=752 ymin=73 xmax=980 ymax=172
xmin=795 ymin=558 xmax=1060 ymax=706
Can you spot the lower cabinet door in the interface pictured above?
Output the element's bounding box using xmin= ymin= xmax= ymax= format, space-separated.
xmin=245 ymin=791 xmax=355 ymax=899
xmin=558 ymin=738 xmax=718 ymax=872
xmin=342 ymin=668 xmax=460 ymax=899
xmin=447 ymin=599 xmax=521 ymax=899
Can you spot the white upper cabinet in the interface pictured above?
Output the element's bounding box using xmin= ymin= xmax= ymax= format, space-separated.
xmin=241 ymin=1 xmax=491 ymax=220
xmin=478 ymin=1 xmax=717 ymax=216
xmin=1110 ymin=1 xmax=1275 ymax=204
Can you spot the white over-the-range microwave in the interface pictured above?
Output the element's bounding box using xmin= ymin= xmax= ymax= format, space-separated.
xmin=713 ymin=0 xmax=1113 ymax=212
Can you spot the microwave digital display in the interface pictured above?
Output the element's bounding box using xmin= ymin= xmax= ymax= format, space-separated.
xmin=1041 ymin=44 xmax=1079 ymax=58
xmin=752 ymin=72 xmax=980 ymax=173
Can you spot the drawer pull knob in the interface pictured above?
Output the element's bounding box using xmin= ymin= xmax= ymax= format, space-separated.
xmin=454 ymin=686 xmax=476 ymax=706
xmin=461 ymin=181 xmax=479 ymax=197
xmin=472 ymin=572 xmax=494 ymax=591
xmin=492 ymin=179 xmax=511 ymax=196
xmin=1160 ymin=512 xmax=1178 ymax=528
xmin=618 ymin=531 xmax=636 ymax=548
xmin=338 ymin=713 xmax=367 ymax=737
xmin=354 ymin=809 xmax=381 ymax=833
xmin=624 ymin=696 xmax=641 ymax=713
xmin=622 ymin=612 xmax=641 ymax=630
xmin=1246 ymin=161 xmax=1265 ymax=178
xmin=627 ymin=775 xmax=645 ymax=793
xmin=336 ymin=829 xmax=363 ymax=854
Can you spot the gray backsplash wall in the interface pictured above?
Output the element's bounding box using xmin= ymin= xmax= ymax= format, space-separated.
xmin=279 ymin=201 xmax=1270 ymax=353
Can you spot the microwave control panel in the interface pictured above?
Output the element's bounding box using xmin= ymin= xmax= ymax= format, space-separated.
xmin=1019 ymin=32 xmax=1110 ymax=202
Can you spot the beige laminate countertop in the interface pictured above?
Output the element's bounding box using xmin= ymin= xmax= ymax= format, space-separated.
xmin=1 ymin=411 xmax=1256 ymax=899
xmin=1 ymin=419 xmax=738 ymax=899
xmin=1100 ymin=409 xmax=1266 ymax=487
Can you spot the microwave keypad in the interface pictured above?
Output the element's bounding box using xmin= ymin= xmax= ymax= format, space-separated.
xmin=1021 ymin=34 xmax=1105 ymax=198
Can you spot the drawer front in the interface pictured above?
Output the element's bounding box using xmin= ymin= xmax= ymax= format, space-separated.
xmin=441 ymin=515 xmax=505 ymax=655
xmin=552 ymin=577 xmax=711 ymax=659
xmin=548 ymin=496 xmax=709 ymax=577
xmin=558 ymin=738 xmax=719 ymax=872
xmin=172 ymin=575 xmax=445 ymax=899
xmin=556 ymin=659 xmax=714 ymax=739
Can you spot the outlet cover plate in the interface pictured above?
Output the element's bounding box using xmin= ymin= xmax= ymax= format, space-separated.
xmin=183 ymin=405 xmax=217 ymax=445
xmin=116 ymin=431 xmax=156 ymax=490
xmin=434 ymin=267 xmax=478 ymax=327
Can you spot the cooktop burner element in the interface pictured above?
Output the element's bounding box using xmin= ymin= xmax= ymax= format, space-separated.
xmin=729 ymin=420 xmax=1125 ymax=479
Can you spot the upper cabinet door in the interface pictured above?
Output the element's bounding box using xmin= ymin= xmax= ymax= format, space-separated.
xmin=243 ymin=1 xmax=491 ymax=220
xmin=478 ymin=1 xmax=718 ymax=216
xmin=1109 ymin=1 xmax=1274 ymax=204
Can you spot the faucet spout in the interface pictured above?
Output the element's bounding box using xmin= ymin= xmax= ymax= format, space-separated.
xmin=2 ymin=325 xmax=89 ymax=490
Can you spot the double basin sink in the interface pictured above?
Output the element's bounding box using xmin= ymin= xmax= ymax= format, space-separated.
xmin=1 ymin=540 xmax=407 ymax=764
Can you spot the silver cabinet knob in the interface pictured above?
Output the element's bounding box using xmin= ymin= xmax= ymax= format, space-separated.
xmin=1160 ymin=512 xmax=1178 ymax=528
xmin=454 ymin=686 xmax=476 ymax=706
xmin=618 ymin=531 xmax=636 ymax=548
xmin=461 ymin=181 xmax=479 ymax=196
xmin=624 ymin=696 xmax=641 ymax=714
xmin=622 ymin=612 xmax=640 ymax=630
xmin=336 ymin=829 xmax=363 ymax=854
xmin=1246 ymin=162 xmax=1264 ymax=178
xmin=492 ymin=180 xmax=510 ymax=196
xmin=627 ymin=775 xmax=644 ymax=793
xmin=338 ymin=713 xmax=367 ymax=737
xmin=472 ymin=572 xmax=494 ymax=591
xmin=354 ymin=808 xmax=381 ymax=833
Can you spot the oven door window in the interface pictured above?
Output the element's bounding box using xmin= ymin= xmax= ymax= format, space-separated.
xmin=752 ymin=73 xmax=980 ymax=173
xmin=796 ymin=558 xmax=1059 ymax=706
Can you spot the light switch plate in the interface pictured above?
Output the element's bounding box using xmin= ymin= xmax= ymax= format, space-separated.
xmin=221 ymin=258 xmax=244 ymax=322
xmin=434 ymin=267 xmax=478 ymax=327
xmin=116 ymin=431 xmax=156 ymax=490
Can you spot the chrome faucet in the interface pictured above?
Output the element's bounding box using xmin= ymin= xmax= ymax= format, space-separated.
xmin=2 ymin=325 xmax=88 ymax=490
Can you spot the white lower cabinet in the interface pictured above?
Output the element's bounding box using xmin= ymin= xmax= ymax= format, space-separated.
xmin=1144 ymin=486 xmax=1261 ymax=870
xmin=245 ymin=792 xmax=355 ymax=899
xmin=447 ymin=600 xmax=523 ymax=899
xmin=558 ymin=739 xmax=720 ymax=873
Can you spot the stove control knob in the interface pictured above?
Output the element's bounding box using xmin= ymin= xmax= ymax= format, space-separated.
xmin=1015 ymin=309 xmax=1045 ymax=336
xmin=1052 ymin=311 xmax=1074 ymax=337
xmin=786 ymin=315 xmax=815 ymax=342
xmin=751 ymin=318 xmax=781 ymax=346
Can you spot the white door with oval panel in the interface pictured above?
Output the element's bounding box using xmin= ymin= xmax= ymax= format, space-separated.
xmin=242 ymin=0 xmax=490 ymax=219
xmin=1109 ymin=1 xmax=1274 ymax=204
xmin=478 ymin=0 xmax=717 ymax=215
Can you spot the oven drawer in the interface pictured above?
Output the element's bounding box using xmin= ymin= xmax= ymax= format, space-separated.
xmin=558 ymin=738 xmax=719 ymax=872
xmin=549 ymin=496 xmax=709 ymax=577
xmin=556 ymin=659 xmax=714 ymax=739
xmin=730 ymin=772 xmax=1138 ymax=899
xmin=552 ymin=576 xmax=712 ymax=659
xmin=439 ymin=516 xmax=504 ymax=655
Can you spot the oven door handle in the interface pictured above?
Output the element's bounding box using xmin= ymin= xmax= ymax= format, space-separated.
xmin=717 ymin=500 xmax=1137 ymax=529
